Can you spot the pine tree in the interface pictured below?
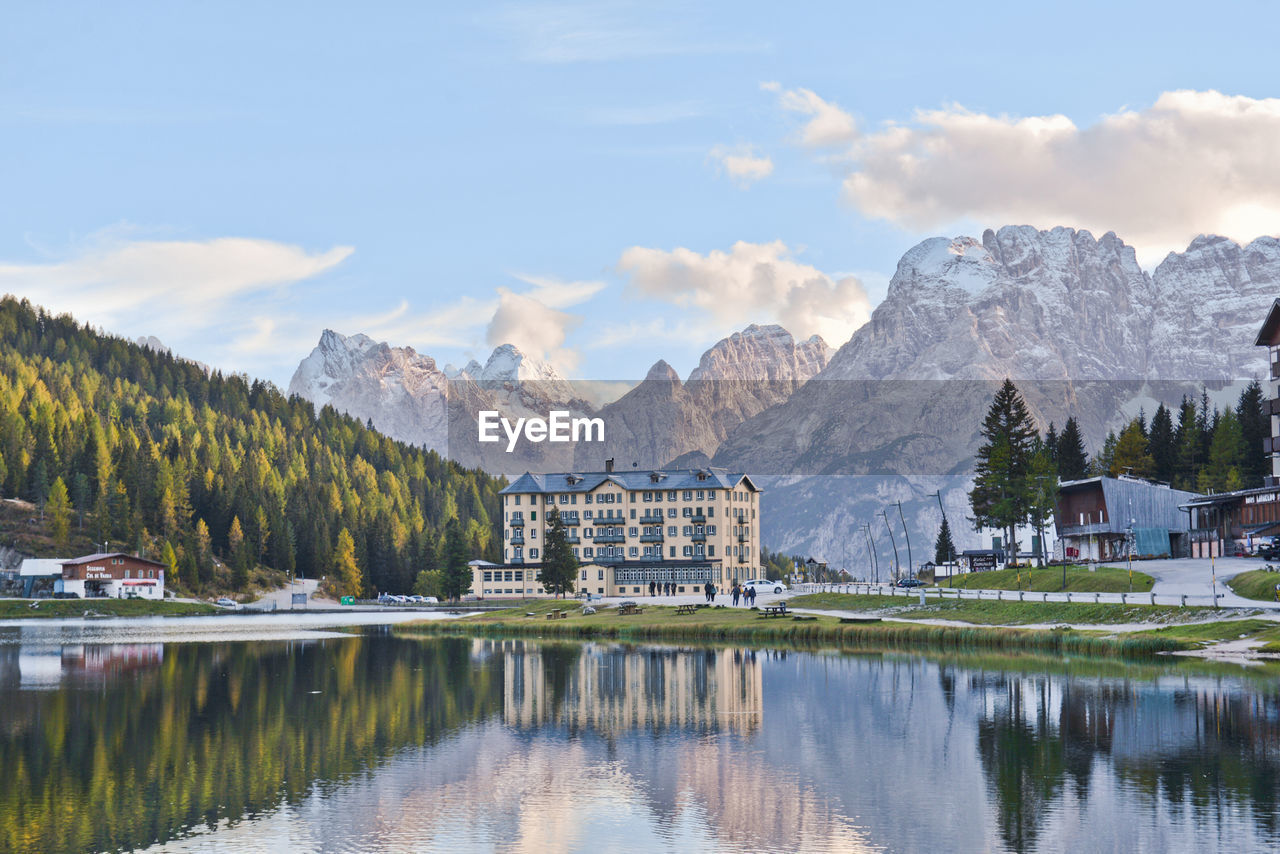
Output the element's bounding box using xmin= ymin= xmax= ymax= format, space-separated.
xmin=969 ymin=379 xmax=1038 ymax=556
xmin=1056 ymin=417 xmax=1088 ymax=481
xmin=1148 ymin=403 xmax=1176 ymax=483
xmin=1174 ymin=396 xmax=1201 ymax=489
xmin=539 ymin=507 xmax=577 ymax=598
xmin=1201 ymin=408 xmax=1246 ymax=493
xmin=934 ymin=514 xmax=956 ymax=566
xmin=439 ymin=521 xmax=471 ymax=602
xmin=1237 ymin=380 xmax=1268 ymax=488
xmin=47 ymin=476 xmax=71 ymax=549
xmin=1091 ymin=431 xmax=1118 ymax=477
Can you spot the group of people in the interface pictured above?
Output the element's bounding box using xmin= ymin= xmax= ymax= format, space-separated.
xmin=644 ymin=579 xmax=757 ymax=606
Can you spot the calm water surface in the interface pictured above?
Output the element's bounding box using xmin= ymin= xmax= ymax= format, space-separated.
xmin=2 ymin=622 xmax=1279 ymax=853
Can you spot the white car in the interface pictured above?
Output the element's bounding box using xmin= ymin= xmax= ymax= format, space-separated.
xmin=743 ymin=579 xmax=787 ymax=595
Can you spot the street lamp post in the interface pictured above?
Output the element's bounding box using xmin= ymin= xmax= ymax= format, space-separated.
xmin=881 ymin=510 xmax=901 ymax=583
xmin=930 ymin=490 xmax=954 ymax=588
xmin=895 ymin=500 xmax=913 ymax=580
xmin=864 ymin=523 xmax=879 ymax=585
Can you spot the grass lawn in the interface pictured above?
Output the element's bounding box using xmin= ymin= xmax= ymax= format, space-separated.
xmin=0 ymin=598 xmax=219 ymax=619
xmin=1131 ymin=618 xmax=1280 ymax=653
xmin=1226 ymin=569 xmax=1280 ymax=602
xmin=941 ymin=564 xmax=1154 ymax=593
xmin=398 ymin=598 xmax=1185 ymax=658
xmin=788 ymin=592 xmax=1220 ymax=626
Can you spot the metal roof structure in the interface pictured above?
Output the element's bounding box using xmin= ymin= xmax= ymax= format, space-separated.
xmin=502 ymin=467 xmax=758 ymax=495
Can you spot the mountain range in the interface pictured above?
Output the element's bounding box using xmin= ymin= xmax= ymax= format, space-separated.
xmin=287 ymin=226 xmax=1280 ymax=567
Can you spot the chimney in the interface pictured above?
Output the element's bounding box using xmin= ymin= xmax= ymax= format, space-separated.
xmin=605 ymin=458 xmax=614 ymax=473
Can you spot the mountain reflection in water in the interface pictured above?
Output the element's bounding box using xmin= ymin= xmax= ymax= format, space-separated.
xmin=1 ymin=634 xmax=1278 ymax=853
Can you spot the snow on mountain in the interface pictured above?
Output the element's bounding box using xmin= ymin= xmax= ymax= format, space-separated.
xmin=288 ymin=329 xmax=451 ymax=450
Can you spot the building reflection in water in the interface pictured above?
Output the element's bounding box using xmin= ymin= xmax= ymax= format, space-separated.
xmin=478 ymin=639 xmax=763 ymax=735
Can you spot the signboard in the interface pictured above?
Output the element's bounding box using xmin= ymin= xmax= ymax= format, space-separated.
xmin=968 ymin=553 xmax=999 ymax=572
xmin=340 ymin=596 xmax=355 ymax=606
xmin=292 ymin=593 xmax=308 ymax=607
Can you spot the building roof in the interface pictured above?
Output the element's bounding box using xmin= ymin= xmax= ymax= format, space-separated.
xmin=60 ymin=552 xmax=167 ymax=568
xmin=1256 ymin=298 xmax=1280 ymax=347
xmin=1180 ymin=484 xmax=1280 ymax=508
xmin=1058 ymin=474 xmax=1202 ymax=533
xmin=19 ymin=558 xmax=67 ymax=576
xmin=501 ymin=467 xmax=758 ymax=495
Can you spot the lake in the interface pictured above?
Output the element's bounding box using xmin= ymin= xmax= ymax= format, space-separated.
xmin=2 ymin=620 xmax=1279 ymax=853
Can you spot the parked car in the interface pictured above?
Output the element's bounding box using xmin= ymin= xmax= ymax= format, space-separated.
xmin=1259 ymin=542 xmax=1280 ymax=561
xmin=744 ymin=579 xmax=787 ymax=594
xmin=895 ymin=577 xmax=926 ymax=588
xmin=52 ymin=591 xmax=80 ymax=599
xmin=407 ymin=595 xmax=425 ymax=603
xmin=421 ymin=596 xmax=439 ymax=604
xmin=215 ymin=597 xmax=237 ymax=608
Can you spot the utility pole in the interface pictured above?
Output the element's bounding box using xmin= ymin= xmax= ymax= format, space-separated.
xmin=895 ymin=500 xmax=913 ymax=579
xmin=881 ymin=510 xmax=901 ymax=582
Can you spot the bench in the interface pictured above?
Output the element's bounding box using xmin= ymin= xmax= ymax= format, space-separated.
xmin=760 ymin=604 xmax=789 ymax=618
xmin=675 ymin=604 xmax=698 ymax=615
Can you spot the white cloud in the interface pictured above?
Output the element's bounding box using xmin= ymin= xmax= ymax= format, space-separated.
xmin=0 ymin=234 xmax=352 ymax=358
xmin=617 ymin=240 xmax=870 ymax=345
xmin=710 ymin=145 xmax=774 ymax=187
xmin=770 ymin=84 xmax=857 ymax=147
xmin=486 ymin=289 xmax=583 ymax=371
xmin=834 ymin=89 xmax=1280 ymax=262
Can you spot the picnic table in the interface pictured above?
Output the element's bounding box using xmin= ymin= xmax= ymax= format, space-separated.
xmin=545 ymin=608 xmax=568 ymax=620
xmin=675 ymin=603 xmax=698 ymax=615
xmin=760 ymin=604 xmax=789 ymax=618
xmin=616 ymin=602 xmax=644 ymax=616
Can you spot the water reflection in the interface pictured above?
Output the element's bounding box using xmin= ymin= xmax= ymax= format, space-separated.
xmin=2 ymin=633 xmax=1280 ymax=853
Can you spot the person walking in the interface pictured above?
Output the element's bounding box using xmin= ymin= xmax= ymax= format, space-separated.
xmin=731 ymin=584 xmax=740 ymax=607
xmin=649 ymin=580 xmax=656 ymax=597
xmin=703 ymin=581 xmax=712 ymax=602
xmin=709 ymin=583 xmax=717 ymax=603
xmin=747 ymin=586 xmax=756 ymax=606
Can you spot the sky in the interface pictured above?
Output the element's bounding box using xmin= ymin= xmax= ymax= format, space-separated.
xmin=3 ymin=0 xmax=1280 ymax=386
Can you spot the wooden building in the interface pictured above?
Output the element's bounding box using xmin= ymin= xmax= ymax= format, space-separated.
xmin=1054 ymin=476 xmax=1199 ymax=561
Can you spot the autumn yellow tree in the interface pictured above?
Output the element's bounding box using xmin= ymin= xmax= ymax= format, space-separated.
xmin=333 ymin=528 xmax=362 ymax=597
xmin=47 ymin=476 xmax=71 ymax=549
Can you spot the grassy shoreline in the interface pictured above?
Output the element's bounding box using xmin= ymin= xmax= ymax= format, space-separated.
xmin=0 ymin=599 xmax=219 ymax=619
xmin=787 ymin=592 xmax=1226 ymax=626
xmin=397 ymin=600 xmax=1184 ymax=659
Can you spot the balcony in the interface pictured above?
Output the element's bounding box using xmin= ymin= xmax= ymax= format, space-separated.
xmin=565 ymin=534 xmax=580 ymax=544
xmin=510 ymin=556 xmax=525 ymax=565
xmin=640 ymin=532 xmax=664 ymax=543
xmin=593 ymin=533 xmax=625 ymax=544
xmin=690 ymin=513 xmax=706 ymax=524
xmin=595 ymin=553 xmax=623 ymax=563
xmin=509 ymin=517 xmax=525 ymax=527
xmin=560 ymin=514 xmax=580 ymax=526
xmin=691 ymin=531 xmax=706 ymax=543
xmin=639 ymin=513 xmax=665 ymax=525
xmin=509 ymin=533 xmax=525 ymax=545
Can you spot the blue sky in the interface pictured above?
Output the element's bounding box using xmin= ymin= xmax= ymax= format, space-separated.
xmin=3 ymin=1 xmax=1280 ymax=385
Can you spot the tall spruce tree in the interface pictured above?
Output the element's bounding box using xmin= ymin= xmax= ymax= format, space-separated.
xmin=969 ymin=379 xmax=1038 ymax=556
xmin=1056 ymin=417 xmax=1088 ymax=480
xmin=539 ymin=507 xmax=577 ymax=598
xmin=934 ymin=514 xmax=956 ymax=566
xmin=1174 ymin=396 xmax=1201 ymax=489
xmin=1148 ymin=403 xmax=1176 ymax=483
xmin=440 ymin=521 xmax=471 ymax=602
xmin=1237 ymin=380 xmax=1268 ymax=488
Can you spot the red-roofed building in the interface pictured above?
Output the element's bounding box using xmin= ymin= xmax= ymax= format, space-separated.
xmin=59 ymin=553 xmax=166 ymax=599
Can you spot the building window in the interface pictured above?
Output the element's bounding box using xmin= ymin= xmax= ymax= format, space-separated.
xmin=643 ymin=491 xmax=652 ymax=502
xmin=695 ymin=544 xmax=705 ymax=556
xmin=708 ymin=545 xmax=715 ymax=557
xmin=670 ymin=546 xmax=676 ymax=557
xmin=707 ymin=524 xmax=716 ymax=535
xmin=629 ymin=547 xmax=638 ymax=557
xmin=484 ymin=571 xmax=493 ymax=582
xmin=581 ymin=569 xmax=587 ymax=580
xmin=515 ymin=495 xmax=521 ymax=506
xmin=683 ymin=490 xmax=692 ymax=501
xmin=629 ymin=526 xmax=638 ymax=537
xmin=585 ymin=494 xmax=593 ymax=503
xmin=683 ymin=546 xmax=692 ymax=557
xmin=598 ymin=569 xmax=604 ymax=580
xmin=683 ymin=507 xmax=692 ymax=518
xmin=530 ymin=548 xmax=539 ymax=559
xmin=668 ymin=491 xmax=677 ymax=501
xmin=683 ymin=525 xmax=692 ymax=536
xmin=585 ymin=548 xmax=594 ymax=558
xmin=697 ymin=490 xmax=704 ymax=500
